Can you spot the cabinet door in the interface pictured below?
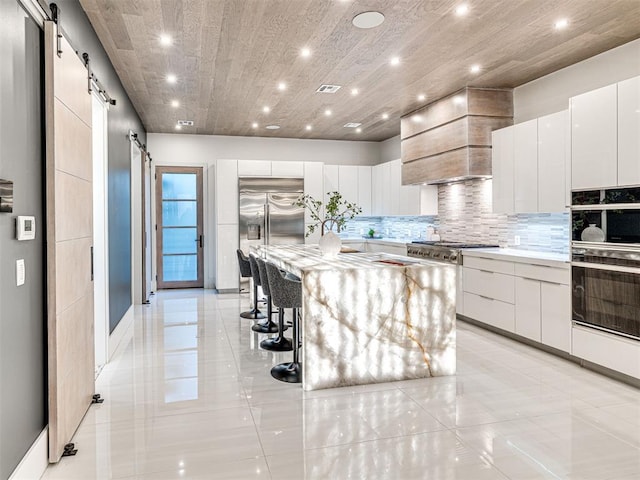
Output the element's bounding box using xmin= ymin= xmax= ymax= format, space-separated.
xmin=538 ymin=110 xmax=568 ymax=213
xmin=514 ymin=119 xmax=538 ymax=213
xmin=420 ymin=185 xmax=438 ymax=215
xmin=399 ymin=185 xmax=420 ymax=215
xmin=357 ymin=166 xmax=372 ymax=216
xmin=238 ymin=160 xmax=271 ymax=176
xmin=541 ymin=282 xmax=571 ymax=352
xmin=515 ymin=277 xmax=541 ymax=341
xmin=323 ymin=165 xmax=339 ymax=204
xmin=380 ymin=162 xmax=392 ymax=216
xmin=491 ymin=127 xmax=515 ymax=214
xmin=303 ymin=162 xmax=324 ymax=223
xmin=216 ymin=160 xmax=238 ymax=224
xmin=617 ymin=76 xmax=640 ymax=186
xmin=216 ymin=223 xmax=239 ymax=290
xmin=272 ymin=161 xmax=304 ymax=177
xmin=338 ymin=165 xmax=358 ymax=205
xmin=571 ymin=84 xmax=617 ymax=189
xmin=389 ymin=160 xmax=401 ymax=215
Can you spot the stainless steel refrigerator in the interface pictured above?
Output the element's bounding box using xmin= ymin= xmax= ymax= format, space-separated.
xmin=239 ymin=177 xmax=305 ymax=291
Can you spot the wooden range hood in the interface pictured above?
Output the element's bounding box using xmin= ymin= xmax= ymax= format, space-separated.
xmin=401 ymin=87 xmax=513 ymax=185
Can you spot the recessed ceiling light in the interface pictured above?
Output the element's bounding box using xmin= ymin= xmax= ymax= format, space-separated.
xmin=278 ymin=82 xmax=287 ymax=91
xmin=160 ymin=34 xmax=172 ymax=46
xmin=175 ymin=124 xmax=182 ymax=130
xmin=390 ymin=57 xmax=400 ymax=66
xmin=554 ymin=18 xmax=569 ymax=29
xmin=166 ymin=74 xmax=177 ymax=84
xmin=325 ymin=109 xmax=332 ymax=116
xmin=417 ymin=94 xmax=426 ymax=101
xmin=301 ymin=47 xmax=311 ymax=58
xmin=265 ymin=125 xmax=280 ymax=130
xmin=382 ymin=113 xmax=389 ymax=120
xmin=355 ymin=127 xmax=362 ymax=133
xmin=453 ymin=95 xmax=465 ymax=105
xmin=412 ymin=115 xmax=423 ymax=123
xmin=352 ymin=11 xmax=385 ymax=29
xmin=351 ymin=88 xmax=359 ymax=96
xmin=171 ymin=100 xmax=179 ymax=108
xmin=263 ymin=106 xmax=270 ymax=113
xmin=305 ymin=125 xmax=312 ymax=131
xmin=252 ymin=122 xmax=258 ymax=129
xmin=470 ymin=64 xmax=481 ymax=73
xmin=455 ymin=4 xmax=469 ymax=16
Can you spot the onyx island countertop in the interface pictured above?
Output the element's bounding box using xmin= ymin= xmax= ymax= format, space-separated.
xmin=253 ymin=244 xmax=457 ymax=391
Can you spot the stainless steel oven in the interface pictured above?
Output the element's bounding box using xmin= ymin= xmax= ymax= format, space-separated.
xmin=572 ymin=245 xmax=640 ymax=340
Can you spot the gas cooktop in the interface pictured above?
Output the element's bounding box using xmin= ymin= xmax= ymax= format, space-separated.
xmin=411 ymin=241 xmax=500 ymax=249
xmin=406 ymin=241 xmax=499 ymax=264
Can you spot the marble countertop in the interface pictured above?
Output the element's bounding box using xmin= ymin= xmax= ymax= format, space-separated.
xmin=462 ymin=248 xmax=570 ymax=267
xmin=254 ymin=244 xmax=438 ymax=277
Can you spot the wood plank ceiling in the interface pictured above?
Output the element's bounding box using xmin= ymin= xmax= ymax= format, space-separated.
xmin=78 ymin=0 xmax=640 ymax=141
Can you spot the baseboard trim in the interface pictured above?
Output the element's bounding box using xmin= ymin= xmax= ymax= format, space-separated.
xmin=9 ymin=427 xmax=48 ymax=480
xmin=108 ymin=305 xmax=134 ymax=360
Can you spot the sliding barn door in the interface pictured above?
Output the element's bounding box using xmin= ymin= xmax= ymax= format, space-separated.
xmin=44 ymin=21 xmax=95 ymax=463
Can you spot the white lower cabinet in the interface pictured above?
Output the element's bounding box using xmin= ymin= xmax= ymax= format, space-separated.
xmin=541 ymin=282 xmax=571 ymax=352
xmin=572 ymin=325 xmax=640 ymax=379
xmin=216 ymin=223 xmax=239 ymax=290
xmin=515 ymin=277 xmax=541 ymax=341
xmin=463 ymin=255 xmax=571 ymax=353
xmin=366 ymin=242 xmax=406 ymax=256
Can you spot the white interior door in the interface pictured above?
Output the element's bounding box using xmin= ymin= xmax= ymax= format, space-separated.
xmin=92 ymin=91 xmax=109 ymax=375
xmin=131 ymin=141 xmax=143 ymax=304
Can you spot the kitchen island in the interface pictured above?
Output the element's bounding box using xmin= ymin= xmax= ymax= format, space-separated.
xmin=254 ymin=245 xmax=456 ymax=390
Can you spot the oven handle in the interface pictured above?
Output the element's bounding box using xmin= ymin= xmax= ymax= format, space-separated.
xmin=571 ymin=261 xmax=640 ymax=275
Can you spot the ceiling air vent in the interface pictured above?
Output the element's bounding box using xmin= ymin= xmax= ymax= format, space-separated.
xmin=343 ymin=122 xmax=362 ymax=128
xmin=316 ymin=84 xmax=341 ymax=93
xmin=177 ymin=120 xmax=194 ymax=126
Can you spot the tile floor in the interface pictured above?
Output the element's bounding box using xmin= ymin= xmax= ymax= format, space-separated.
xmin=42 ymin=289 xmax=640 ymax=480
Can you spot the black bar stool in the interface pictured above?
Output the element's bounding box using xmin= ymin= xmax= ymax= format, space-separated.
xmin=237 ymin=249 xmax=265 ymax=319
xmin=249 ymin=254 xmax=279 ymax=334
xmin=265 ymin=262 xmax=302 ymax=383
xmin=257 ymin=258 xmax=292 ymax=352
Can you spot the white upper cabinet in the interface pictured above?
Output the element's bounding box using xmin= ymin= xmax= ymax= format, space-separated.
xmin=237 ymin=159 xmax=272 ymax=176
xmin=492 ymin=126 xmax=515 ymax=214
xmin=216 ymin=159 xmax=238 ymax=224
xmin=514 ymin=119 xmax=539 ymax=213
xmin=271 ymin=161 xmax=304 ymax=177
xmin=338 ymin=165 xmax=359 ymax=205
xmin=323 ymin=165 xmax=339 ymax=204
xmin=538 ymin=110 xmax=568 ymax=212
xmin=357 ymin=166 xmax=372 ymax=215
xmin=303 ymin=162 xmax=324 ymax=223
xmin=571 ymin=84 xmax=617 ymax=190
xmin=617 ymin=76 xmax=640 ymax=186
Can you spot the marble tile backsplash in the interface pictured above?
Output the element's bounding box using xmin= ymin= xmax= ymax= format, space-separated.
xmin=341 ymin=179 xmax=570 ymax=254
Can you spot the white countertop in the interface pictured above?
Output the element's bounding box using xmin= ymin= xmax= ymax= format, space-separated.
xmin=462 ymin=247 xmax=570 ymax=266
xmin=341 ymin=237 xmax=412 ymax=246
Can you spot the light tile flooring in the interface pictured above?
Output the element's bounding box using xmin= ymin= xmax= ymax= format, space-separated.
xmin=42 ymin=289 xmax=640 ymax=480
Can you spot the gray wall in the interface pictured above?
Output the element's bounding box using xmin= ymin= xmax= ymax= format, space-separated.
xmin=48 ymin=0 xmax=146 ymax=332
xmin=0 ymin=1 xmax=45 ymax=478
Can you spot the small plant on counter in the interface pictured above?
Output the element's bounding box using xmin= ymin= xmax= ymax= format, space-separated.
xmin=368 ymin=228 xmax=376 ymax=238
xmin=294 ymin=191 xmax=362 ymax=237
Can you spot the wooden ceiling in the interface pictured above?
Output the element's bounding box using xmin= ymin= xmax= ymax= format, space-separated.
xmin=78 ymin=0 xmax=640 ymax=141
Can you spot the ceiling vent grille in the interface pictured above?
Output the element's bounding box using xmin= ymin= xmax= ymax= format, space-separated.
xmin=343 ymin=122 xmax=362 ymax=128
xmin=316 ymin=84 xmax=341 ymax=93
xmin=177 ymin=120 xmax=194 ymax=126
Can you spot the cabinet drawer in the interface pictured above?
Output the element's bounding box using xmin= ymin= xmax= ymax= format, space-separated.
xmin=572 ymin=325 xmax=640 ymax=379
xmin=514 ymin=263 xmax=569 ymax=285
xmin=463 ymin=256 xmax=515 ymax=275
xmin=463 ymin=267 xmax=514 ymax=303
xmin=464 ymin=292 xmax=515 ymax=332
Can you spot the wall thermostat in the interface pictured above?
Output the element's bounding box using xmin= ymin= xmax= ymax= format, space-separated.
xmin=16 ymin=216 xmax=36 ymax=241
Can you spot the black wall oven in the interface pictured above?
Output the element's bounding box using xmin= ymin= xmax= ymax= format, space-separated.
xmin=572 ymin=245 xmax=640 ymax=340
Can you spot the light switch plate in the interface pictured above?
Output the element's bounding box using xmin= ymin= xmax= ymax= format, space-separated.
xmin=16 ymin=259 xmax=25 ymax=286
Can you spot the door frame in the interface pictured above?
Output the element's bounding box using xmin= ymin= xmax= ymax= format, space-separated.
xmin=155 ymin=166 xmax=204 ymax=289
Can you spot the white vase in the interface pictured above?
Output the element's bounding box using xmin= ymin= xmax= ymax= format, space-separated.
xmin=319 ymin=230 xmax=342 ymax=257
xmin=581 ymin=224 xmax=605 ymax=242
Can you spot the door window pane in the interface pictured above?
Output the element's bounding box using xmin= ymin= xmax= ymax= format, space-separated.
xmin=163 ymin=228 xmax=197 ymax=254
xmin=163 ymin=254 xmax=197 ymax=281
xmin=162 ymin=173 xmax=196 ymax=200
xmin=163 ymin=200 xmax=197 ymax=226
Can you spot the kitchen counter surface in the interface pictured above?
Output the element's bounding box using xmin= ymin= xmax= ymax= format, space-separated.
xmin=254 ymin=244 xmax=456 ymax=390
xmin=341 ymin=237 xmax=414 ymax=246
xmin=462 ymin=248 xmax=570 ymax=267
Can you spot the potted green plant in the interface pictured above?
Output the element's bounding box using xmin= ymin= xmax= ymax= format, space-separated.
xmin=294 ymin=191 xmax=362 ymax=256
